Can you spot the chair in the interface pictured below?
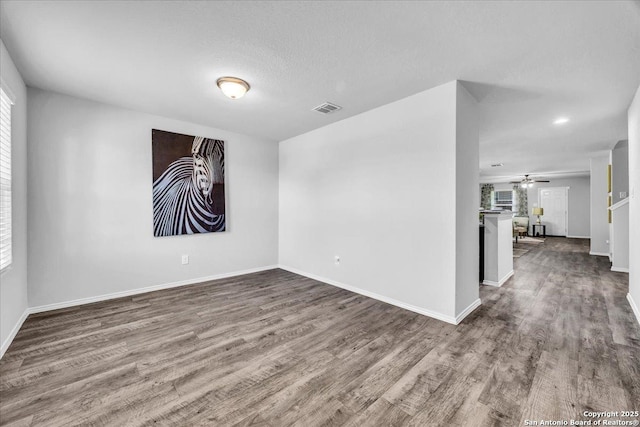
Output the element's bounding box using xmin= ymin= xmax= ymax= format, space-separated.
xmin=513 ymin=216 xmax=529 ymax=242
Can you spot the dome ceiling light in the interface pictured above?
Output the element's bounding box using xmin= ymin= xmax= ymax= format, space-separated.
xmin=216 ymin=76 xmax=250 ymax=99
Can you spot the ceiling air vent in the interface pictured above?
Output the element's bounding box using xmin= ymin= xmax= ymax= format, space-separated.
xmin=312 ymin=102 xmax=342 ymax=114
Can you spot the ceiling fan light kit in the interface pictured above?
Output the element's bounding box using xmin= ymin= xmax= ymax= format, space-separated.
xmin=510 ymin=174 xmax=550 ymax=187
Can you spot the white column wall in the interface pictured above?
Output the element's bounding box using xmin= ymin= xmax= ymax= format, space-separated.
xmin=627 ymin=84 xmax=640 ymax=324
xmin=590 ymin=155 xmax=610 ymax=256
xmin=279 ymin=81 xmax=479 ymax=323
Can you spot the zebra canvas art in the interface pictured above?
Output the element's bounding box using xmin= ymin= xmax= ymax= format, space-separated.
xmin=152 ymin=129 xmax=225 ymax=237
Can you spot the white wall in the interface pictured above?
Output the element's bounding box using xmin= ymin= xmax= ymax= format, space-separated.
xmin=455 ymin=83 xmax=480 ymax=313
xmin=491 ymin=176 xmax=590 ymax=238
xmin=590 ymin=155 xmax=610 ymax=256
xmin=27 ymin=88 xmax=279 ymax=308
xmin=612 ymin=140 xmax=629 ymax=204
xmin=628 ymin=84 xmax=640 ymax=323
xmin=0 ymin=40 xmax=29 ymax=357
xmin=531 ymin=178 xmax=591 ymax=238
xmin=279 ymin=81 xmax=479 ymax=323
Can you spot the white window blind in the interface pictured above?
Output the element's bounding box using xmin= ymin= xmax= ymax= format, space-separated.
xmin=0 ymin=87 xmax=13 ymax=271
xmin=492 ymin=190 xmax=514 ymax=211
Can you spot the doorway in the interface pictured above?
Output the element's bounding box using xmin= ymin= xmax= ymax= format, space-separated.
xmin=538 ymin=187 xmax=568 ymax=236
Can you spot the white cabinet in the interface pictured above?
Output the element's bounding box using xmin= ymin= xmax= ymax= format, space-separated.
xmin=482 ymin=212 xmax=514 ymax=287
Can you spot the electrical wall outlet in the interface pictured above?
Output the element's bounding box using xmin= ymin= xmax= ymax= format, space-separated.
xmin=334 ymin=255 xmax=340 ymax=265
xmin=182 ymin=255 xmax=189 ymax=265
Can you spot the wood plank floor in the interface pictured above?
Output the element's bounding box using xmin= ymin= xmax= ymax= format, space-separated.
xmin=1 ymin=238 xmax=639 ymax=426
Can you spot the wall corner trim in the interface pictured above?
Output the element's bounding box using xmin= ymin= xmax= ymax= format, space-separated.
xmin=278 ymin=265 xmax=459 ymax=325
xmin=628 ymin=293 xmax=640 ymax=327
xmin=589 ymin=251 xmax=610 ymax=257
xmin=455 ymin=298 xmax=481 ymax=324
xmin=482 ymin=270 xmax=514 ymax=287
xmin=0 ymin=308 xmax=30 ymax=359
xmin=611 ymin=267 xmax=629 ymax=273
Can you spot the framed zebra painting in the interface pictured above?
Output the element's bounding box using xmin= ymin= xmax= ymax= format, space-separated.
xmin=152 ymin=129 xmax=225 ymax=237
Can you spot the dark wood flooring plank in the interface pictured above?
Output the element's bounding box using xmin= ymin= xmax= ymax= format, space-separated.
xmin=1 ymin=238 xmax=638 ymax=426
xmin=577 ymin=374 xmax=629 ymax=413
xmin=1 ymin=363 xmax=140 ymax=426
xmin=0 ymin=416 xmax=32 ymax=427
xmin=518 ymin=350 xmax=579 ymax=424
xmin=343 ymin=398 xmax=411 ymax=427
xmin=614 ymin=343 xmax=640 ymax=408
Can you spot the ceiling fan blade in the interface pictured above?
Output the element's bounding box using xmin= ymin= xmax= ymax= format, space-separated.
xmin=509 ymin=181 xmax=522 ymax=184
xmin=532 ymin=180 xmax=550 ymax=183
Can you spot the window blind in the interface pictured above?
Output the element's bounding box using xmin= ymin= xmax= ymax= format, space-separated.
xmin=0 ymin=87 xmax=12 ymax=271
xmin=494 ymin=190 xmax=513 ymax=203
xmin=492 ymin=190 xmax=514 ymax=211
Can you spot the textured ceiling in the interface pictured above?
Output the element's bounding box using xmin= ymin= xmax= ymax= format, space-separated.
xmin=1 ymin=1 xmax=639 ymax=182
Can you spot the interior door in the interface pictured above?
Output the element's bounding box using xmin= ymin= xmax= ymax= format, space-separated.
xmin=539 ymin=187 xmax=568 ymax=236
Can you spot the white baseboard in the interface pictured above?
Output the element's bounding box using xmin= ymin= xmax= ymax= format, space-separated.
xmin=3 ymin=263 xmax=481 ymax=358
xmin=567 ymin=235 xmax=590 ymax=239
xmin=28 ymin=265 xmax=279 ymax=314
xmin=1 ymin=308 xmax=30 ymax=359
xmin=1 ymin=265 xmax=278 ymax=359
xmin=482 ymin=270 xmax=514 ymax=287
xmin=628 ymin=293 xmax=640 ymax=327
xmin=589 ymin=251 xmax=610 ymax=257
xmin=456 ymin=298 xmax=482 ymax=324
xmin=279 ymin=265 xmax=463 ymax=325
xmin=611 ymin=266 xmax=630 ymax=273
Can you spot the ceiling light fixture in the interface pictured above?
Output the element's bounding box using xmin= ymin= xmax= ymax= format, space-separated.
xmin=490 ymin=163 xmax=504 ymax=167
xmin=553 ymin=117 xmax=569 ymax=125
xmin=216 ymin=76 xmax=250 ymax=99
xmin=512 ymin=174 xmax=550 ymax=187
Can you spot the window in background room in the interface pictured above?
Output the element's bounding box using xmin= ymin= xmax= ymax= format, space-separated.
xmin=492 ymin=190 xmax=514 ymax=211
xmin=0 ymin=86 xmax=14 ymax=271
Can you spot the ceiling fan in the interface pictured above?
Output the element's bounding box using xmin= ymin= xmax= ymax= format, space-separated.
xmin=509 ymin=174 xmax=550 ymax=188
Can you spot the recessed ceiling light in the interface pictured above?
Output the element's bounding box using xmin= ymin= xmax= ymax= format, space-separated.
xmin=554 ymin=117 xmax=569 ymax=125
xmin=216 ymin=76 xmax=250 ymax=99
